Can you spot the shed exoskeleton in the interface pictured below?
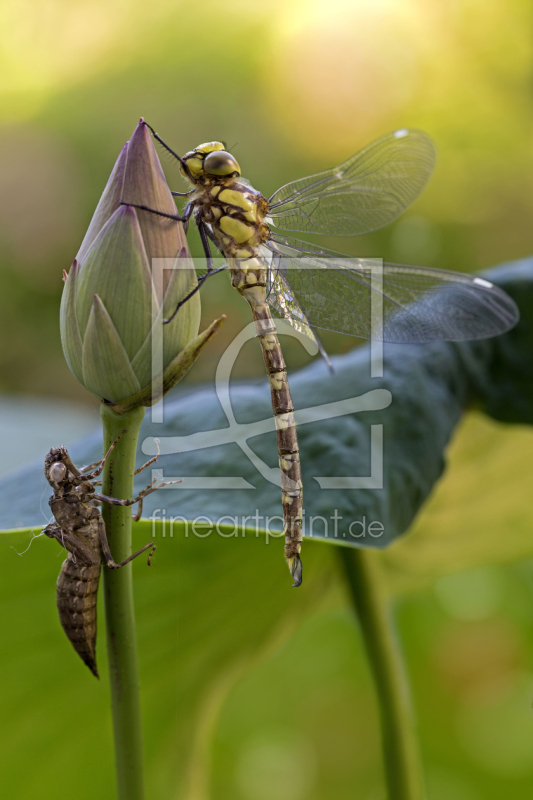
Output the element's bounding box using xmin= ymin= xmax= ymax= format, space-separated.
xmin=43 ymin=434 xmax=178 ymax=677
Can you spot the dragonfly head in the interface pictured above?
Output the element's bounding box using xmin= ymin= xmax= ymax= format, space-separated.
xmin=44 ymin=447 xmax=70 ymax=488
xmin=181 ymin=142 xmax=241 ymax=182
xmin=44 ymin=445 xmax=81 ymax=489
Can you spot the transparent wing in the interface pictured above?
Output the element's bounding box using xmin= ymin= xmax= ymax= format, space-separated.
xmin=267 ymin=129 xmax=436 ymax=236
xmin=264 ymin=234 xmax=519 ymax=344
xmin=264 ymin=254 xmax=332 ymax=366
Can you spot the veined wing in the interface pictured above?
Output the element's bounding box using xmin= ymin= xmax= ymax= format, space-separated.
xmin=263 ymin=250 xmax=332 ymax=367
xmin=267 ymin=129 xmax=436 ymax=237
xmin=264 ymin=233 xmax=519 ymax=344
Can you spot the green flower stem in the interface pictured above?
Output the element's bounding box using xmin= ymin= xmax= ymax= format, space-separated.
xmin=337 ymin=547 xmax=425 ymax=800
xmin=100 ymin=403 xmax=147 ymax=800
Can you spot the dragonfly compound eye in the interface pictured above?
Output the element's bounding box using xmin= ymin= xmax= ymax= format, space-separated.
xmin=49 ymin=462 xmax=68 ymax=484
xmin=203 ymin=150 xmax=241 ymax=177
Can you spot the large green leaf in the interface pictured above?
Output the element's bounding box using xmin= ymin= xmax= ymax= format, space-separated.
xmin=2 ymin=258 xmax=533 ymax=798
xmin=0 ymin=523 xmax=337 ymax=800
xmin=381 ymin=410 xmax=533 ymax=595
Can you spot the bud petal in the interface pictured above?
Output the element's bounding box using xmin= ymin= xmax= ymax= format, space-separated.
xmin=160 ymin=250 xmax=202 ymax=367
xmin=123 ymin=122 xmax=200 ymax=320
xmin=158 ymin=315 xmax=226 ymax=398
xmin=82 ymin=295 xmax=141 ymax=402
xmin=75 ymin=205 xmax=156 ymax=358
xmin=108 ymin=316 xmax=226 ymax=414
xmin=59 ymin=259 xmax=84 ymax=384
xmin=76 ymin=143 xmax=128 ymax=266
xmin=123 ymin=122 xmax=181 ymax=268
xmin=61 ymin=120 xmax=214 ymax=407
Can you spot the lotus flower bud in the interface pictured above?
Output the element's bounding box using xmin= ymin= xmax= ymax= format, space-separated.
xmin=60 ymin=120 xmax=223 ymax=408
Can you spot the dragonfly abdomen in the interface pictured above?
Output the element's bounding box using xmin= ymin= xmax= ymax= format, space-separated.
xmin=56 ymin=553 xmax=101 ymax=678
xmin=194 ymin=175 xmax=304 ymax=585
xmin=229 ymin=254 xmax=304 ymax=587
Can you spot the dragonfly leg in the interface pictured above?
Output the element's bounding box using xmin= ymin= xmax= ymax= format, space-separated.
xmin=79 ymin=458 xmax=105 ymax=474
xmin=134 ymin=455 xmax=158 ymax=476
xmin=98 ymin=519 xmax=157 ymax=568
xmin=131 ymin=447 xmax=160 ymax=520
xmin=132 ymin=496 xmax=144 ymax=523
xmin=133 ymin=436 xmax=160 ymax=479
xmin=93 ymin=477 xmax=182 ymax=510
xmin=163 ymin=265 xmax=227 ymax=324
xmin=198 ymin=221 xmax=215 ymax=270
xmin=164 ymin=221 xmax=227 ymax=324
xmin=83 ymin=431 xmax=127 ymax=480
xmin=131 ymin=477 xmax=182 ymax=501
xmin=118 ymin=199 xmax=192 ymax=225
xmin=142 ymin=120 xmax=195 ymax=182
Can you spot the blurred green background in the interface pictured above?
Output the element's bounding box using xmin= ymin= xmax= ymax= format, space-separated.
xmin=1 ymin=0 xmax=531 ymax=399
xmin=1 ymin=0 xmax=533 ymax=798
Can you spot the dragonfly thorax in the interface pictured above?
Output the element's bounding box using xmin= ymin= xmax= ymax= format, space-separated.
xmin=193 ymin=177 xmax=270 ymax=256
xmin=182 ymin=141 xmax=270 ymax=256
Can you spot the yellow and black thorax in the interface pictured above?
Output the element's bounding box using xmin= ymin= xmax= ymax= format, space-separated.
xmin=182 ymin=142 xmax=270 ymax=260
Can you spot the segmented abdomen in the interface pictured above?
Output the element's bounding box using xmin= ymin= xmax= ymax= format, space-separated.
xmin=56 ymin=555 xmax=101 ymax=678
xmin=230 ymin=254 xmax=304 ymax=587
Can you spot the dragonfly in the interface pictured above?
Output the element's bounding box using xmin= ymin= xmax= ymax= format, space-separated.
xmin=123 ymin=122 xmax=519 ymax=588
